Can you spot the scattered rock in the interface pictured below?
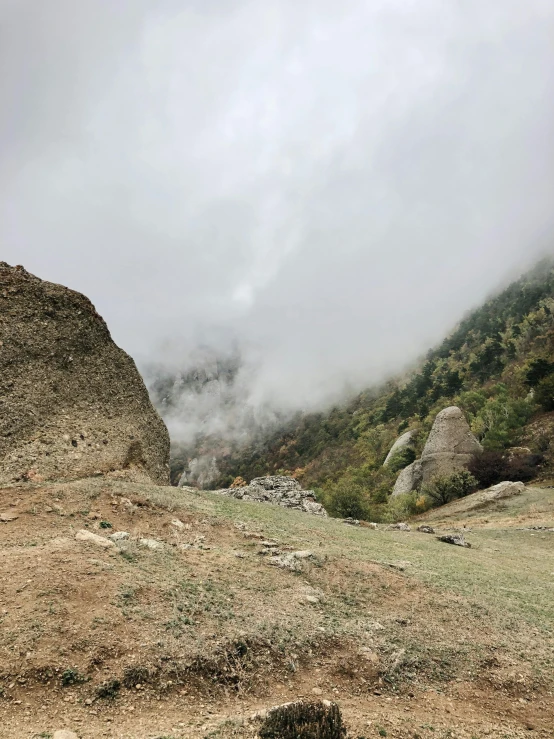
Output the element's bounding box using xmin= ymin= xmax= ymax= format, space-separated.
xmin=268 ymin=550 xmax=315 ymax=570
xmin=0 ymin=261 xmax=170 ymax=485
xmin=311 ymin=687 xmax=323 ymax=695
xmin=342 ymin=518 xmax=360 ymax=526
xmin=291 ymin=550 xmax=314 ymax=559
xmin=170 ymin=518 xmax=185 ymax=529
xmin=417 ymin=525 xmax=435 ymax=534
xmin=437 ymin=533 xmax=471 ymax=548
xmin=108 ymin=531 xmax=130 ymax=541
xmin=258 ymin=700 xmax=346 ymax=739
xmin=53 ymin=731 xmax=79 ymax=739
xmin=387 ymin=522 xmax=411 ymax=531
xmin=75 ymin=529 xmax=115 ymax=549
xmin=0 ymin=512 xmax=18 ymax=522
xmin=215 ymin=476 xmax=328 ymax=516
xmin=138 ymin=538 xmax=164 ymax=550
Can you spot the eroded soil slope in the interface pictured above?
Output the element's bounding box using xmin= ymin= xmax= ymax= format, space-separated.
xmin=0 ymin=480 xmax=553 ymax=738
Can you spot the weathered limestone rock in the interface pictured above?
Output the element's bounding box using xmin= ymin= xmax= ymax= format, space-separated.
xmin=391 ymin=460 xmax=423 ymax=497
xmin=0 ymin=263 xmax=170 ymax=485
xmin=420 ymin=406 xmax=482 ymax=484
xmin=75 ymin=530 xmax=115 ymax=549
xmin=437 ymin=533 xmax=471 ymax=548
xmin=482 ymin=481 xmax=525 ymax=500
xmin=384 ymin=430 xmax=417 ymax=466
xmin=417 ymin=525 xmax=435 ymax=534
xmin=391 ymin=407 xmax=481 ymax=496
xmin=215 ymin=476 xmax=328 ymax=516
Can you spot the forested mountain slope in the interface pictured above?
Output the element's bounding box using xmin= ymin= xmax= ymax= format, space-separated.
xmin=211 ymin=258 xmax=554 ymax=516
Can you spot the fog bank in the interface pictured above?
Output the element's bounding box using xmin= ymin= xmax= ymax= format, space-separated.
xmin=1 ymin=0 xmax=553 ymax=441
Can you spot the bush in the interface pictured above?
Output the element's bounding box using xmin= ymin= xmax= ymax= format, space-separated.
xmin=259 ymin=700 xmax=346 ymax=739
xmin=422 ymin=470 xmax=478 ymax=507
xmin=387 ymin=447 xmax=416 ymax=473
xmin=533 ymin=375 xmax=554 ymax=412
xmin=383 ymin=492 xmax=423 ymax=522
xmin=468 ymin=451 xmax=505 ymax=488
xmin=323 ymin=478 xmax=372 ymax=520
xmin=469 ymin=450 xmax=543 ymax=487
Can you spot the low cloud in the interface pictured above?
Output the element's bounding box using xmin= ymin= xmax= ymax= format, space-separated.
xmin=1 ymin=0 xmax=553 ymax=443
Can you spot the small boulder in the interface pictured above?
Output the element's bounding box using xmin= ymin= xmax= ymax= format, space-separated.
xmin=0 ymin=512 xmax=18 ymax=522
xmin=387 ymin=522 xmax=411 ymax=531
xmin=417 ymin=525 xmax=435 ymax=534
xmin=53 ymin=731 xmax=79 ymax=739
xmin=437 ymin=533 xmax=471 ymax=548
xmin=108 ymin=531 xmax=130 ymax=542
xmin=75 ymin=530 xmax=115 ymax=549
xmin=138 ymin=538 xmax=164 ymax=550
xmin=268 ymin=550 xmax=315 ymax=570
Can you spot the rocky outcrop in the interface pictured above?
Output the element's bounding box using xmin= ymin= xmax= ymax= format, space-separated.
xmin=420 ymin=406 xmax=482 ymax=483
xmin=482 ymin=480 xmax=526 ymax=500
xmin=384 ymin=430 xmax=417 ymax=466
xmin=392 ymin=459 xmax=423 ymax=496
xmin=391 ymin=407 xmax=481 ymax=496
xmin=214 ymin=475 xmax=327 ymax=516
xmin=0 ymin=263 xmax=170 ymax=485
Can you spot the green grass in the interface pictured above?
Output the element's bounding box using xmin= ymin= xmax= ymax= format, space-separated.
xmin=80 ymin=478 xmax=554 ymax=630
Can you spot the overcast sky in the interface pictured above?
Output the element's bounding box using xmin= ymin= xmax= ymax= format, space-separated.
xmin=1 ymin=0 xmax=554 ymax=418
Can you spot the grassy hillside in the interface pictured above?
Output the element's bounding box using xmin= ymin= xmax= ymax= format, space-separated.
xmin=213 ymin=258 xmax=554 ymax=518
xmin=1 ymin=476 xmax=553 ymax=737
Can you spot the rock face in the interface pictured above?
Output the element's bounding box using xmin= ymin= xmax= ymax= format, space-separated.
xmin=0 ymin=263 xmax=170 ymax=485
xmin=384 ymin=430 xmax=417 ymax=466
xmin=215 ymin=475 xmax=327 ymax=516
xmin=420 ymin=406 xmax=482 ymax=483
xmin=483 ymin=480 xmax=526 ymax=500
xmin=392 ymin=459 xmax=423 ymax=496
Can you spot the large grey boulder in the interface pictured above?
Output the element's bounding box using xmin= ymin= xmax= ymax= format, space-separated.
xmin=384 ymin=430 xmax=417 ymax=466
xmin=391 ymin=406 xmax=481 ymax=496
xmin=0 ymin=263 xmax=170 ymax=486
xmin=215 ymin=475 xmax=328 ymax=516
xmin=391 ymin=460 xmax=423 ymax=497
xmin=420 ymin=406 xmax=482 ymax=484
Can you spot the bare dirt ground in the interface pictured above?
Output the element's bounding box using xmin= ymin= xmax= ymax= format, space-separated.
xmin=1 ymin=479 xmax=553 ymax=738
